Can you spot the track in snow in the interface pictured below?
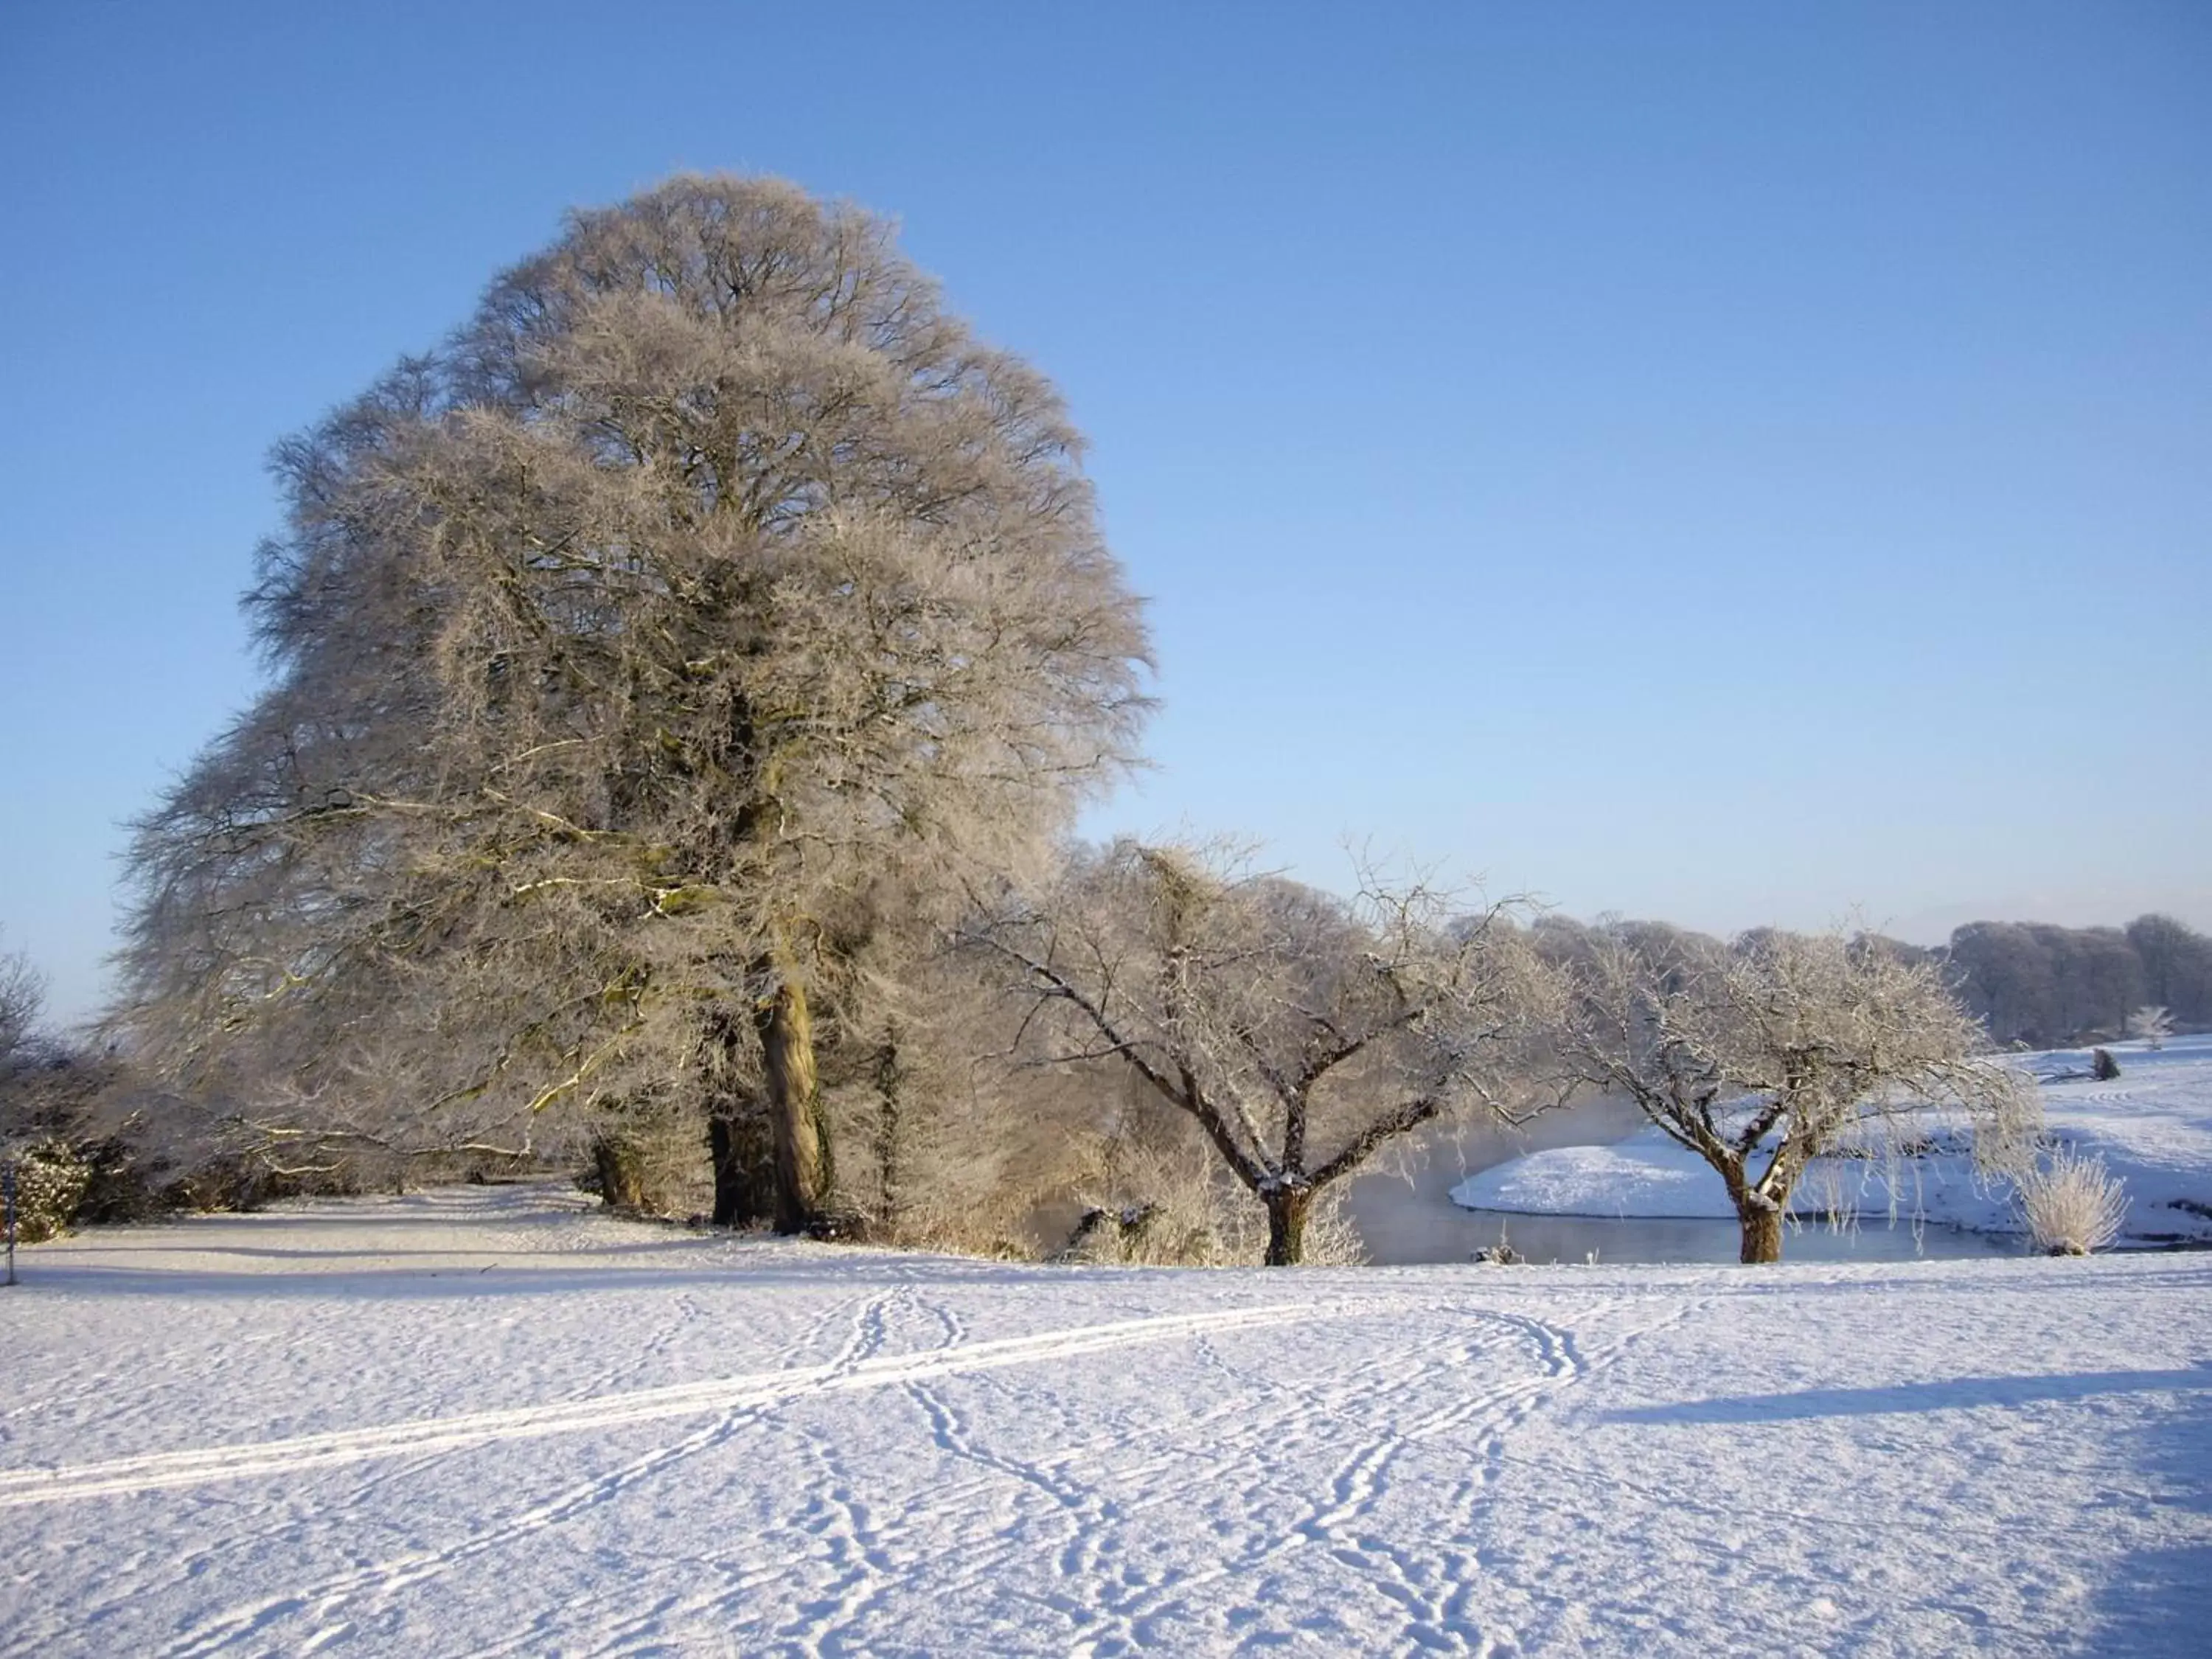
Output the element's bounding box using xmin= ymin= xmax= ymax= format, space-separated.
xmin=0 ymin=1305 xmax=1304 ymax=1512
xmin=16 ymin=1185 xmax=2205 ymax=1658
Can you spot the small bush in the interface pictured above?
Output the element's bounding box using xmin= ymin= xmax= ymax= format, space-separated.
xmin=4 ymin=1141 xmax=93 ymax=1243
xmin=2090 ymin=1048 xmax=2121 ymax=1082
xmin=1472 ymin=1229 xmax=1524 ymax=1265
xmin=2018 ymin=1144 xmax=2129 ymax=1256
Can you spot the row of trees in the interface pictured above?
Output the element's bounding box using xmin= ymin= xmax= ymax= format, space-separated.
xmin=27 ymin=175 xmax=2055 ymax=1268
xmin=968 ymin=856 xmax=2034 ymax=1264
xmin=29 ymin=835 xmax=2039 ymax=1269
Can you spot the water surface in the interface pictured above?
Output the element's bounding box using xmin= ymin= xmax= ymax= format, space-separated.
xmin=1342 ymin=1103 xmax=2023 ymax=1265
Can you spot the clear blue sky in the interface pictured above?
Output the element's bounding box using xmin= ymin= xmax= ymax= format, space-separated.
xmin=3 ymin=1 xmax=2208 ymax=1023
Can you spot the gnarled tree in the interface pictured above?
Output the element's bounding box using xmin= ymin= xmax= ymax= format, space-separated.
xmin=114 ymin=175 xmax=1151 ymax=1225
xmin=972 ymin=841 xmax=1561 ymax=1265
xmin=1555 ymin=922 xmax=2039 ymax=1262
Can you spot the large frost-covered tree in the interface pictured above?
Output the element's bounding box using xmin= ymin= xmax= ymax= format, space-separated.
xmin=1554 ymin=922 xmax=2038 ymax=1262
xmin=115 ymin=175 xmax=1152 ymax=1227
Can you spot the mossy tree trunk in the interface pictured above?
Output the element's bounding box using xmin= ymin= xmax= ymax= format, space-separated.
xmin=757 ymin=934 xmax=830 ymax=1235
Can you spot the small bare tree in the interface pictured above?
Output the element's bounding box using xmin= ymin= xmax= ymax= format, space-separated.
xmin=1555 ymin=922 xmax=2039 ymax=1263
xmin=2126 ymin=1005 xmax=2173 ymax=1050
xmin=970 ymin=841 xmax=1561 ymax=1265
xmin=0 ymin=930 xmax=44 ymax=1075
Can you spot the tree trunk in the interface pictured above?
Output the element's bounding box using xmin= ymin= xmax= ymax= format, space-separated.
xmin=594 ymin=1133 xmax=647 ymax=1211
xmin=1738 ymin=1202 xmax=1784 ymax=1264
xmin=706 ymin=1113 xmax=771 ymax=1227
xmin=708 ymin=1118 xmax=741 ymax=1225
xmin=757 ymin=944 xmax=829 ymax=1235
xmin=1263 ymin=1186 xmax=1312 ymax=1267
xmin=873 ymin=1028 xmax=903 ymax=1224
xmin=701 ymin=1006 xmax=771 ymax=1227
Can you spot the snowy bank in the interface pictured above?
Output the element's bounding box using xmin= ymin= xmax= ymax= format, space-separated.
xmin=1453 ymin=1033 xmax=2212 ymax=1245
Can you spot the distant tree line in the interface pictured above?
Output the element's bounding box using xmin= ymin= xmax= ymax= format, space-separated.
xmin=1528 ymin=912 xmax=2209 ymax=1050
xmin=1942 ymin=916 xmax=2210 ymax=1048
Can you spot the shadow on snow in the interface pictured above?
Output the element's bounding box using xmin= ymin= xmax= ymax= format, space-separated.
xmin=1609 ymin=1365 xmax=2212 ymax=1425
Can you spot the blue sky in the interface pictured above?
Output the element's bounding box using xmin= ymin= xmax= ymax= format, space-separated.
xmin=3 ymin=1 xmax=2207 ymax=1023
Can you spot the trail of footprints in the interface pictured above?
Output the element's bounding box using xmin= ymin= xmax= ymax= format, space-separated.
xmin=762 ymin=1293 xmax=1660 ymax=1656
xmin=123 ymin=1293 xmax=1300 ymax=1655
xmin=24 ymin=1282 xmax=1708 ymax=1657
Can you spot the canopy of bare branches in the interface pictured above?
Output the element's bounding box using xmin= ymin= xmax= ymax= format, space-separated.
xmin=0 ymin=930 xmax=43 ymax=1074
xmin=969 ymin=841 xmax=1564 ymax=1262
xmin=1553 ymin=922 xmax=2039 ymax=1261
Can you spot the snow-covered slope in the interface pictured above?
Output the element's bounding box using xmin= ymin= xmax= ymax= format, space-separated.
xmin=1454 ymin=1034 xmax=2212 ymax=1245
xmin=4 ymin=1185 xmax=2209 ymax=1655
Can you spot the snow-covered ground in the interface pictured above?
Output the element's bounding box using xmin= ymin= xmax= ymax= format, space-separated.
xmin=1454 ymin=1034 xmax=2212 ymax=1247
xmin=4 ymin=1186 xmax=2210 ymax=1655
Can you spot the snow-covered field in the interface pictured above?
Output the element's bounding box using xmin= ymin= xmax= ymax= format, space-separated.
xmin=1454 ymin=1034 xmax=2212 ymax=1247
xmin=4 ymin=1186 xmax=2210 ymax=1655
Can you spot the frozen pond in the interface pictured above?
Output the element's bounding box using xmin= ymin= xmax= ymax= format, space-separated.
xmin=1342 ymin=1102 xmax=2025 ymax=1265
xmin=1436 ymin=1207 xmax=2020 ymax=1265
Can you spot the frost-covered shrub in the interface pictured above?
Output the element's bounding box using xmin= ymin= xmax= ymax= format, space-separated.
xmin=3 ymin=1141 xmax=92 ymax=1243
xmin=1472 ymin=1232 xmax=1524 ymax=1265
xmin=1059 ymin=1139 xmax=1365 ymax=1267
xmin=3 ymin=1039 xmax=200 ymax=1225
xmin=2018 ymin=1145 xmax=2129 ymax=1256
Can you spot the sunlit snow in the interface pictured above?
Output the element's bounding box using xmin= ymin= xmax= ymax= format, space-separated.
xmin=6 ymin=1107 xmax=2211 ymax=1652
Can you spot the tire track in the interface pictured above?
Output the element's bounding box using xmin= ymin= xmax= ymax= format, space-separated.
xmin=162 ymin=1281 xmax=917 ymax=1659
xmin=600 ymin=1295 xmax=1384 ymax=1658
xmin=120 ymin=1304 xmax=1302 ymax=1658
xmin=59 ymin=1293 xmax=753 ymax=1650
xmin=841 ymin=1304 xmax=1546 ymax=1655
xmin=366 ymin=1287 xmax=911 ymax=1659
xmin=450 ymin=1291 xmax=1325 ymax=1659
xmin=4 ymin=1307 xmax=1298 ymax=1512
xmin=780 ymin=1288 xmax=1123 ymax=1656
